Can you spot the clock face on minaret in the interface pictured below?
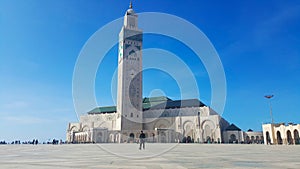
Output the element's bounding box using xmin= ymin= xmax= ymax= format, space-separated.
xmin=116 ymin=3 xmax=143 ymax=131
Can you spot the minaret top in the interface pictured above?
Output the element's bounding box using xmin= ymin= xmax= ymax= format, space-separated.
xmin=123 ymin=1 xmax=138 ymax=29
xmin=126 ymin=1 xmax=135 ymax=16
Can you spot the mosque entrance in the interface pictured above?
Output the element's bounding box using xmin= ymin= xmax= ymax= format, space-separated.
xmin=96 ymin=132 xmax=103 ymax=143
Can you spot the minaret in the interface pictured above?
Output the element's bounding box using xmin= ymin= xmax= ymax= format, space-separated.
xmin=116 ymin=3 xmax=143 ymax=131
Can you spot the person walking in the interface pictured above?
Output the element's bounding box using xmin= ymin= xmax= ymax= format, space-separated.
xmin=139 ymin=130 xmax=146 ymax=150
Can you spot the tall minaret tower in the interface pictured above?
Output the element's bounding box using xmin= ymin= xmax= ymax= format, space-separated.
xmin=116 ymin=2 xmax=143 ymax=131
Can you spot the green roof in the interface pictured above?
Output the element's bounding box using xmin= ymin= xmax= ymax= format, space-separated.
xmin=142 ymin=96 xmax=171 ymax=103
xmin=88 ymin=106 xmax=116 ymax=114
xmin=87 ymin=96 xmax=204 ymax=114
xmin=142 ymin=96 xmax=171 ymax=110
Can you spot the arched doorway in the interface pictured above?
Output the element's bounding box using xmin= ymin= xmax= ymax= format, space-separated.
xmin=276 ymin=131 xmax=282 ymax=144
xmin=294 ymin=130 xmax=299 ymax=144
xmin=96 ymin=132 xmax=102 ymax=143
xmin=206 ymin=136 xmax=211 ymax=143
xmin=287 ymin=130 xmax=293 ymax=145
xmin=183 ymin=121 xmax=194 ymax=139
xmin=160 ymin=132 xmax=166 ymax=143
xmin=151 ymin=133 xmax=155 ymax=143
xmin=129 ymin=133 xmax=135 ymax=143
xmin=203 ymin=124 xmax=212 ymax=142
xmin=266 ymin=132 xmax=271 ymax=144
xmin=256 ymin=136 xmax=260 ymax=144
xmin=246 ymin=136 xmax=250 ymax=144
xmin=261 ymin=136 xmax=264 ymax=144
xmin=187 ymin=136 xmax=192 ymax=143
xmin=229 ymin=134 xmax=236 ymax=143
xmin=251 ymin=136 xmax=255 ymax=143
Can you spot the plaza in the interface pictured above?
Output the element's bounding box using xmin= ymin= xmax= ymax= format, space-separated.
xmin=0 ymin=144 xmax=299 ymax=169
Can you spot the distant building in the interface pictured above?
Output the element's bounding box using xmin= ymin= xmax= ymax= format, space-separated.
xmin=222 ymin=124 xmax=263 ymax=144
xmin=244 ymin=129 xmax=264 ymax=144
xmin=66 ymin=3 xmax=262 ymax=144
xmin=262 ymin=123 xmax=300 ymax=145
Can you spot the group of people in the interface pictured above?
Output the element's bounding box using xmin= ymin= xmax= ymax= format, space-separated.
xmin=0 ymin=141 xmax=7 ymax=144
xmin=50 ymin=139 xmax=63 ymax=145
xmin=32 ymin=139 xmax=39 ymax=145
xmin=0 ymin=139 xmax=64 ymax=145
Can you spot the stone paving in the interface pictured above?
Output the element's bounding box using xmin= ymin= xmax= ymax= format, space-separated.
xmin=0 ymin=143 xmax=299 ymax=169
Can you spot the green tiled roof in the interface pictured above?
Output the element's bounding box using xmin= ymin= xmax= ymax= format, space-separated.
xmin=142 ymin=96 xmax=171 ymax=103
xmin=142 ymin=96 xmax=171 ymax=110
xmin=88 ymin=106 xmax=116 ymax=114
xmin=87 ymin=96 xmax=206 ymax=114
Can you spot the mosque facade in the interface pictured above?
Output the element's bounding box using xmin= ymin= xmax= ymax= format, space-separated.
xmin=66 ymin=4 xmax=263 ymax=144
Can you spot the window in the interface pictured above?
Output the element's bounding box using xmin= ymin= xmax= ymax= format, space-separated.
xmin=130 ymin=113 xmax=133 ymax=117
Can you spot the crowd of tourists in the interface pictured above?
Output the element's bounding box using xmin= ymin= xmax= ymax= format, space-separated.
xmin=0 ymin=139 xmax=64 ymax=145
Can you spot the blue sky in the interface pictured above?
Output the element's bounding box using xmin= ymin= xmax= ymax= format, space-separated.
xmin=1 ymin=0 xmax=300 ymax=142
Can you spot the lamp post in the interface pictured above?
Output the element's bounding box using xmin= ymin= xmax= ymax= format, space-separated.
xmin=264 ymin=95 xmax=274 ymax=124
xmin=264 ymin=95 xmax=276 ymax=144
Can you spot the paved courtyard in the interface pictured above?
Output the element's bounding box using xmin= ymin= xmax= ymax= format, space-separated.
xmin=0 ymin=143 xmax=299 ymax=169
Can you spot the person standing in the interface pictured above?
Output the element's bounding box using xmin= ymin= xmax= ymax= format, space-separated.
xmin=139 ymin=131 xmax=146 ymax=150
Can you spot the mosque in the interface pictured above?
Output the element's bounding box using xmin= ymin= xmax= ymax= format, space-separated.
xmin=66 ymin=3 xmax=263 ymax=144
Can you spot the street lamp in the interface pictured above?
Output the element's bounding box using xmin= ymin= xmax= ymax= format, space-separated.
xmin=264 ymin=94 xmax=275 ymax=144
xmin=264 ymin=95 xmax=274 ymax=124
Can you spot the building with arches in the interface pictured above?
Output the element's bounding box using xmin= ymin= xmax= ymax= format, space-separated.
xmin=67 ymin=96 xmax=233 ymax=143
xmin=262 ymin=123 xmax=300 ymax=145
xmin=66 ymin=3 xmax=260 ymax=144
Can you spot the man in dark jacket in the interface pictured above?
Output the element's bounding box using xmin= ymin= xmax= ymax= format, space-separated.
xmin=139 ymin=130 xmax=146 ymax=150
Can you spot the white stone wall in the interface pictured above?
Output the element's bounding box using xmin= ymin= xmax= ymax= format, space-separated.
xmin=141 ymin=106 xmax=223 ymax=143
xmin=262 ymin=123 xmax=300 ymax=145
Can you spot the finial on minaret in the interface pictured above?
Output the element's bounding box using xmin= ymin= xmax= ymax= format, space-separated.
xmin=129 ymin=1 xmax=133 ymax=9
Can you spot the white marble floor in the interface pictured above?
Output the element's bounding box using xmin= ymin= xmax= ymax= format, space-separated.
xmin=0 ymin=143 xmax=299 ymax=169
